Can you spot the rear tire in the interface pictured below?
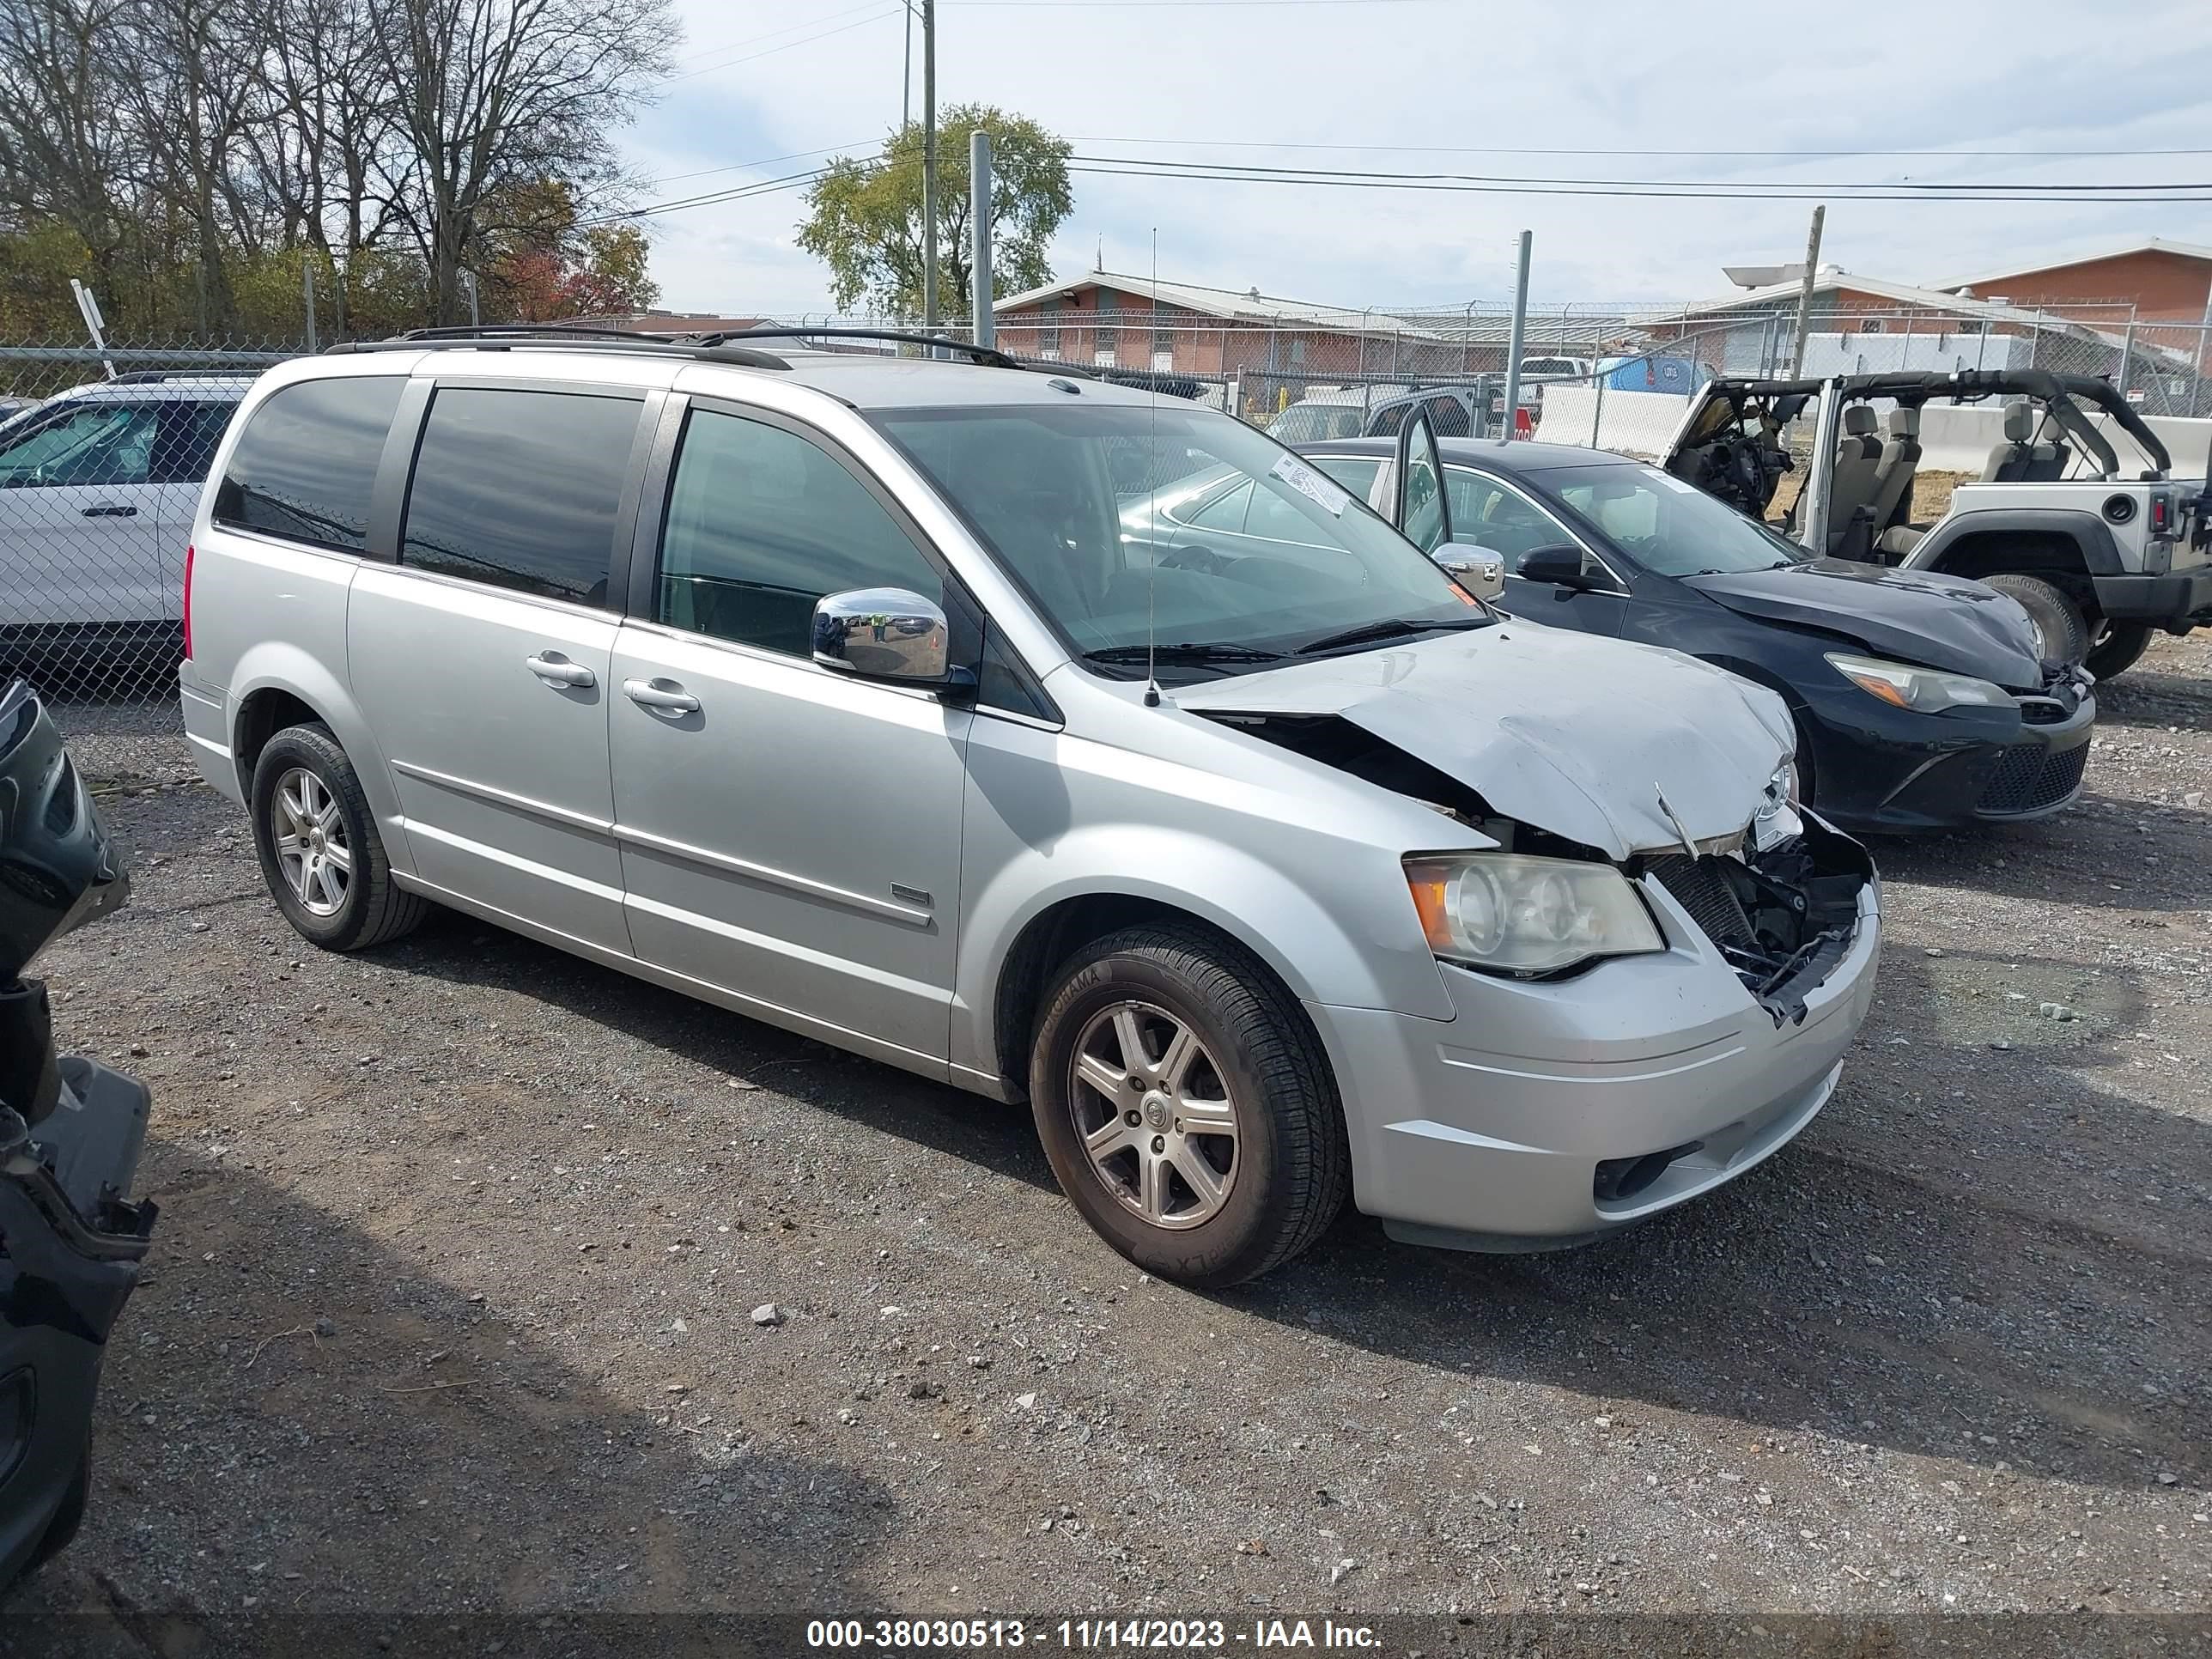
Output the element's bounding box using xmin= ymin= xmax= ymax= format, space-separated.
xmin=250 ymin=723 xmax=427 ymax=951
xmin=1984 ymin=574 xmax=2088 ymax=665
xmin=1029 ymin=922 xmax=1348 ymax=1288
xmin=2083 ymin=622 xmax=2152 ymax=682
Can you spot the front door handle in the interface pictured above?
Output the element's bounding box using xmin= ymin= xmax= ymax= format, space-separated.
xmin=81 ymin=505 xmax=138 ymax=518
xmin=623 ymin=678 xmax=701 ymax=714
xmin=526 ymin=653 xmax=596 ymax=688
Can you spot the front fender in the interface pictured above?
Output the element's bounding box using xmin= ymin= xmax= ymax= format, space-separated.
xmin=951 ymin=819 xmax=1455 ymax=1085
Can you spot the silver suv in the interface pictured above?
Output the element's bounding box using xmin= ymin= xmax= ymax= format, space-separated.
xmin=179 ymin=329 xmax=1881 ymax=1285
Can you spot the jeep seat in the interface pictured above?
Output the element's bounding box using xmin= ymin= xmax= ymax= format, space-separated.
xmin=1825 ymin=404 xmax=1885 ymax=555
xmin=1867 ymin=406 xmax=1921 ymax=537
xmin=1982 ymin=401 xmax=2067 ymax=483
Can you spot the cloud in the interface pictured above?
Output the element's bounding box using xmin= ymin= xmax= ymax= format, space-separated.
xmin=629 ymin=0 xmax=2212 ymax=315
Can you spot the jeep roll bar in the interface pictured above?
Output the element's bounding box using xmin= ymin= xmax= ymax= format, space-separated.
xmin=2051 ymin=374 xmax=2171 ymax=476
xmin=1697 ymin=369 xmax=2138 ymax=481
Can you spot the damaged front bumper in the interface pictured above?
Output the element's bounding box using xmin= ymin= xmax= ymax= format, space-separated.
xmin=1309 ymin=816 xmax=1880 ymax=1250
xmin=0 ymin=1057 xmax=158 ymax=1587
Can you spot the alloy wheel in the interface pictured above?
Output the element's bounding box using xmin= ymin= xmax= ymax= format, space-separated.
xmin=271 ymin=766 xmax=351 ymax=917
xmin=1068 ymin=1000 xmax=1241 ymax=1230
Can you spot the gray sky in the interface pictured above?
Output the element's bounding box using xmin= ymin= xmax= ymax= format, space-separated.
xmin=623 ymin=0 xmax=2212 ymax=316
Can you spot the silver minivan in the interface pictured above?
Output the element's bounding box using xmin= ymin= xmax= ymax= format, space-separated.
xmin=180 ymin=331 xmax=1881 ymax=1286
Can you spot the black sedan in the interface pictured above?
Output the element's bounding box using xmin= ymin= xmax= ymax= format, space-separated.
xmin=1298 ymin=436 xmax=2094 ymax=833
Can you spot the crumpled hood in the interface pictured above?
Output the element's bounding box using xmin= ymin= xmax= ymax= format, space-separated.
xmin=1685 ymin=560 xmax=2043 ymax=689
xmin=1173 ymin=624 xmax=1795 ymax=859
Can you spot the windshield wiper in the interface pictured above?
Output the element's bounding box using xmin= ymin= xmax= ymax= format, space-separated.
xmin=1082 ymin=642 xmax=1285 ymax=665
xmin=1295 ymin=616 xmax=1487 ymax=656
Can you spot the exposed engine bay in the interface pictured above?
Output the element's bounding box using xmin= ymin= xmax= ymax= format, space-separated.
xmin=1205 ymin=709 xmax=1874 ymax=1021
xmin=1633 ymin=814 xmax=1874 ymax=1024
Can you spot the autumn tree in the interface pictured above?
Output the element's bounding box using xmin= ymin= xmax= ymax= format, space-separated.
xmin=0 ymin=0 xmax=675 ymax=333
xmin=798 ymin=106 xmax=1071 ymax=316
xmin=489 ymin=179 xmax=656 ymax=321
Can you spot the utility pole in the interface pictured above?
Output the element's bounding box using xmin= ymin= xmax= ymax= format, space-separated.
xmin=970 ymin=129 xmax=994 ymax=349
xmin=902 ymin=0 xmax=912 ymax=129
xmin=921 ymin=0 xmax=938 ymax=332
xmin=303 ymin=261 xmax=319 ymax=352
xmin=1788 ymin=205 xmax=1826 ymax=379
xmin=1499 ymin=230 xmax=1532 ymax=441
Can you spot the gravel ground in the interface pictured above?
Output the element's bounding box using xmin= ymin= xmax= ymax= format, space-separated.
xmin=5 ymin=635 xmax=2209 ymax=1656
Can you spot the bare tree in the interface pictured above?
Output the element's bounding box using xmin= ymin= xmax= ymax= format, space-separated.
xmin=0 ymin=0 xmax=139 ymax=289
xmin=116 ymin=0 xmax=276 ymax=328
xmin=371 ymin=0 xmax=672 ymax=324
xmin=0 ymin=0 xmax=673 ymax=332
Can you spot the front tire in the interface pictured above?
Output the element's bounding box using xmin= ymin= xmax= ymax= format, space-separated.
xmin=250 ymin=723 xmax=427 ymax=951
xmin=2084 ymin=622 xmax=2152 ymax=681
xmin=1984 ymin=573 xmax=2089 ymax=665
xmin=1029 ymin=922 xmax=1348 ymax=1287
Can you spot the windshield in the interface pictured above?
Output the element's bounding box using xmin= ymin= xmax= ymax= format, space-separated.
xmin=876 ymin=402 xmax=1482 ymax=678
xmin=1528 ymin=460 xmax=1811 ymax=577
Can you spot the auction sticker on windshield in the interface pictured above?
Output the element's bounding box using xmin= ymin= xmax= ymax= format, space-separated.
xmin=1271 ymin=454 xmax=1351 ymax=515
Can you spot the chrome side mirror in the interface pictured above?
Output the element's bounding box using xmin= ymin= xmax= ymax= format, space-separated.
xmin=1435 ymin=540 xmax=1505 ymax=602
xmin=811 ymin=587 xmax=951 ymax=684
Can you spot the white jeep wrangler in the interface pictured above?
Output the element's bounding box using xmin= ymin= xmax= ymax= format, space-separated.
xmin=1663 ymin=368 xmax=2211 ymax=681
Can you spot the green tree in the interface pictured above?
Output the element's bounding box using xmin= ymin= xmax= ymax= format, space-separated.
xmin=797 ymin=106 xmax=1071 ymax=316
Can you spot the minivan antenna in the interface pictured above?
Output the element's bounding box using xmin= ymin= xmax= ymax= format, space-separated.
xmin=1142 ymin=227 xmax=1162 ymax=708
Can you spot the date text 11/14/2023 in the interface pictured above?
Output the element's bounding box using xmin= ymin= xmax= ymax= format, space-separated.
xmin=805 ymin=1619 xmax=1384 ymax=1650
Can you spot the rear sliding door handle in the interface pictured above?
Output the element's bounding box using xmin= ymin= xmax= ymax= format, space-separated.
xmin=81 ymin=505 xmax=138 ymax=518
xmin=623 ymin=678 xmax=701 ymax=714
xmin=526 ymin=653 xmax=596 ymax=688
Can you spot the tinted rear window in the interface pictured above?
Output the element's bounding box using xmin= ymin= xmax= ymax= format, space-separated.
xmin=399 ymin=388 xmax=639 ymax=606
xmin=213 ymin=377 xmax=403 ymax=552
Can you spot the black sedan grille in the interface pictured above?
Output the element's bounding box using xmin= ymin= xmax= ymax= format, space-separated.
xmin=1978 ymin=743 xmax=2087 ymax=815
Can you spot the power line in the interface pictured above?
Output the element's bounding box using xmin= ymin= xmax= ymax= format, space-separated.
xmin=1067 ymin=155 xmax=2212 ymax=203
xmin=577 ymin=165 xmax=854 ymax=227
xmin=663 ymin=0 xmax=897 ymax=70
xmin=1072 ymin=136 xmax=2212 ymax=160
xmin=641 ymin=143 xmax=873 ymax=191
xmin=655 ymin=9 xmax=904 ymax=86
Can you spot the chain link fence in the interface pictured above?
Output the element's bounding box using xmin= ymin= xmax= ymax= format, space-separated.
xmin=6 ymin=302 xmax=2209 ymax=715
xmin=1 ymin=337 xmax=301 ymax=705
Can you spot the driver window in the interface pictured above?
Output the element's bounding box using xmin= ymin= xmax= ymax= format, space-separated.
xmin=0 ymin=404 xmax=156 ymax=488
xmin=1401 ymin=447 xmax=1444 ymax=552
xmin=1242 ymin=483 xmax=1330 ymax=546
xmin=659 ymin=408 xmax=942 ymax=657
xmin=1444 ymin=466 xmax=1572 ymax=560
xmin=1187 ymin=480 xmax=1253 ymax=532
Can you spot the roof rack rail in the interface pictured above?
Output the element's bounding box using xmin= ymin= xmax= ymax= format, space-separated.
xmin=324 ymin=325 xmax=792 ymax=371
xmin=103 ymin=368 xmax=256 ymax=385
xmin=396 ymin=324 xmax=679 ymax=344
xmin=696 ymin=325 xmax=1032 ymax=372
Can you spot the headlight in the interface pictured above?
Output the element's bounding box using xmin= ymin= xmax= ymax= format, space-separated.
xmin=1404 ymin=853 xmax=1663 ymax=975
xmin=1825 ymin=652 xmax=2008 ymax=714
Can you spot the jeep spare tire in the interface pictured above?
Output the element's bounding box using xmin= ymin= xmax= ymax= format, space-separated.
xmin=1984 ymin=574 xmax=2088 ymax=666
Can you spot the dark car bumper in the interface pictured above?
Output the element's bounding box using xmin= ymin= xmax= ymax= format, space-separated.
xmin=1 ymin=1057 xmax=156 ymax=1588
xmin=1796 ymin=679 xmax=2096 ymax=835
xmin=2092 ymin=568 xmax=2212 ymax=625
